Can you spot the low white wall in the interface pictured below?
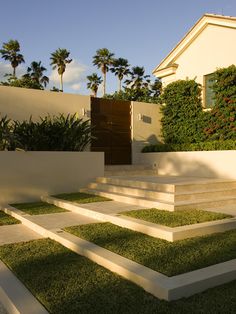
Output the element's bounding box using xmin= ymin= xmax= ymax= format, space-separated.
xmin=132 ymin=101 xmax=162 ymax=164
xmin=0 ymin=151 xmax=104 ymax=204
xmin=139 ymin=150 xmax=236 ymax=179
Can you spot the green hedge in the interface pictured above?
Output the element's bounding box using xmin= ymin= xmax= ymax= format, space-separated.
xmin=142 ymin=140 xmax=236 ymax=153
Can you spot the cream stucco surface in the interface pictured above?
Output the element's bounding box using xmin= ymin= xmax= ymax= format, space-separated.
xmin=131 ymin=101 xmax=162 ymax=163
xmin=0 ymin=86 xmax=91 ymax=121
xmin=138 ymin=151 xmax=236 ymax=179
xmin=0 ymin=151 xmax=104 ymax=204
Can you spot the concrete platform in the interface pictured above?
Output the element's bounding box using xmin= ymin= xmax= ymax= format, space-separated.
xmin=3 ymin=205 xmax=236 ymax=302
xmin=0 ymin=224 xmax=43 ymax=246
xmin=83 ymin=175 xmax=236 ymax=212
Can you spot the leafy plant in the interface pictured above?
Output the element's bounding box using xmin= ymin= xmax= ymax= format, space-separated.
xmin=161 ymin=80 xmax=206 ymax=144
xmin=87 ymin=73 xmax=102 ymax=97
xmin=204 ymin=65 xmax=236 ymax=140
xmin=0 ymin=115 xmax=13 ymax=150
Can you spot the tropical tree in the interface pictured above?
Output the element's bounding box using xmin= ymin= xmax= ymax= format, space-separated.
xmin=50 ymin=48 xmax=72 ymax=92
xmin=23 ymin=61 xmax=49 ymax=88
xmin=125 ymin=66 xmax=150 ymax=90
xmin=0 ymin=39 xmax=25 ymax=77
xmin=110 ymin=58 xmax=130 ymax=92
xmin=87 ymin=73 xmax=102 ymax=97
xmin=93 ymin=48 xmax=114 ymax=96
xmin=151 ymin=78 xmax=162 ymax=97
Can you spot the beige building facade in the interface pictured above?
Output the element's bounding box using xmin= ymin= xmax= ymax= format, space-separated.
xmin=153 ymin=14 xmax=236 ymax=108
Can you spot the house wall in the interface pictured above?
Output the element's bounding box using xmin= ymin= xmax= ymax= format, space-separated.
xmin=131 ymin=101 xmax=162 ymax=164
xmin=0 ymin=86 xmax=91 ymax=121
xmin=0 ymin=151 xmax=104 ymax=205
xmin=161 ymin=24 xmax=236 ymax=90
xmin=138 ymin=150 xmax=236 ymax=179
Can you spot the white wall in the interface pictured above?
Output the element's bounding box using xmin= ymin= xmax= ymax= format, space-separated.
xmin=0 ymin=152 xmax=104 ymax=204
xmin=138 ymin=150 xmax=236 ymax=179
xmin=161 ymin=24 xmax=236 ymax=90
xmin=0 ymin=86 xmax=91 ymax=121
xmin=131 ymin=101 xmax=162 ymax=164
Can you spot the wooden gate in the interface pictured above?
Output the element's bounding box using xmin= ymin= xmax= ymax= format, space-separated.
xmin=91 ymin=98 xmax=131 ymax=165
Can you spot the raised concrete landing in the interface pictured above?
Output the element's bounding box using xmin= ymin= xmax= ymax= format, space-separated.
xmin=81 ymin=175 xmax=236 ymax=212
xmin=0 ymin=224 xmax=43 ymax=246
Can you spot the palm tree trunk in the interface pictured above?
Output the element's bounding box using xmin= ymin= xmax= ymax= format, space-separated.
xmin=119 ymin=79 xmax=122 ymax=92
xmin=103 ymin=71 xmax=106 ymax=96
xmin=13 ymin=67 xmax=16 ymax=77
xmin=60 ymin=74 xmax=63 ymax=92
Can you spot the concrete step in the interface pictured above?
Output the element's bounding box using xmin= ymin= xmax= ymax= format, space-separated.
xmin=80 ymin=188 xmax=174 ymax=211
xmin=175 ymin=180 xmax=236 ymax=193
xmin=176 ymin=196 xmax=236 ymax=211
xmin=87 ymin=182 xmax=174 ymax=202
xmin=176 ymin=188 xmax=236 ymax=202
xmin=104 ymin=169 xmax=157 ymax=176
xmin=105 ymin=165 xmax=153 ymax=171
xmin=96 ymin=177 xmax=175 ymax=193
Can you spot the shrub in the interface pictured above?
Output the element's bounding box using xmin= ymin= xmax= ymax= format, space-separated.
xmin=142 ymin=140 xmax=236 ymax=152
xmin=0 ymin=115 xmax=12 ymax=150
xmin=204 ymin=65 xmax=236 ymax=140
xmin=0 ymin=113 xmax=92 ymax=151
xmin=104 ymin=88 xmax=160 ymax=104
xmin=160 ymin=80 xmax=207 ymax=144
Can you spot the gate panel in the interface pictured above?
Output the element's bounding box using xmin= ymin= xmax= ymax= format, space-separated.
xmin=91 ymin=98 xmax=131 ymax=165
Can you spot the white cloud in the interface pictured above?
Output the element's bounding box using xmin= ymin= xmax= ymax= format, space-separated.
xmin=0 ymin=62 xmax=25 ymax=81
xmin=71 ymin=83 xmax=81 ymax=91
xmin=49 ymin=59 xmax=87 ymax=90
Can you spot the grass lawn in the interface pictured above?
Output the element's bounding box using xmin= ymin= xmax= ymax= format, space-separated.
xmin=0 ymin=239 xmax=235 ymax=314
xmin=121 ymin=208 xmax=232 ymax=227
xmin=0 ymin=211 xmax=20 ymax=226
xmin=53 ymin=192 xmax=111 ymax=203
xmin=11 ymin=202 xmax=68 ymax=215
xmin=65 ymin=223 xmax=236 ymax=277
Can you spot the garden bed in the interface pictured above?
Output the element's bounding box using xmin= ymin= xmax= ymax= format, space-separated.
xmin=0 ymin=238 xmax=236 ymax=313
xmin=53 ymin=192 xmax=111 ymax=203
xmin=121 ymin=208 xmax=231 ymax=227
xmin=0 ymin=211 xmax=20 ymax=226
xmin=11 ymin=202 xmax=68 ymax=215
xmin=65 ymin=222 xmax=236 ymax=276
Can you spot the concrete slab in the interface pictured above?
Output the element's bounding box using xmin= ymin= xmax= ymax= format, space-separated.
xmin=28 ymin=211 xmax=98 ymax=230
xmin=80 ymin=201 xmax=145 ymax=214
xmin=3 ymin=205 xmax=236 ymax=301
xmin=0 ymin=262 xmax=48 ymax=314
xmin=0 ymin=225 xmax=43 ymax=246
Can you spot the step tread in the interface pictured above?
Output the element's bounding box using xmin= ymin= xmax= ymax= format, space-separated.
xmin=81 ymin=188 xmax=174 ymax=206
xmin=176 ymin=195 xmax=236 ymax=205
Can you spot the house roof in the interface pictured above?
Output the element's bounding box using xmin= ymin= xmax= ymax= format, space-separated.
xmin=153 ymin=14 xmax=236 ymax=77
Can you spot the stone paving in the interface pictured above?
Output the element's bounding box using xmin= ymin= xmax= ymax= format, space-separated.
xmin=0 ymin=224 xmax=43 ymax=246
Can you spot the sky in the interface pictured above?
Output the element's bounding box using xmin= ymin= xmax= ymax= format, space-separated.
xmin=0 ymin=0 xmax=236 ymax=96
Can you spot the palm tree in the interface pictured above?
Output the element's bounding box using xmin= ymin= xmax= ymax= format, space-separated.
xmin=110 ymin=58 xmax=130 ymax=92
xmin=125 ymin=66 xmax=150 ymax=90
xmin=93 ymin=48 xmax=114 ymax=96
xmin=87 ymin=73 xmax=102 ymax=97
xmin=50 ymin=48 xmax=72 ymax=92
xmin=151 ymin=78 xmax=162 ymax=97
xmin=23 ymin=61 xmax=49 ymax=88
xmin=0 ymin=39 xmax=25 ymax=77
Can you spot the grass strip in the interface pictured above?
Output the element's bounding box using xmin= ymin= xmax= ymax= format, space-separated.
xmin=65 ymin=222 xmax=236 ymax=277
xmin=121 ymin=208 xmax=232 ymax=227
xmin=53 ymin=192 xmax=111 ymax=203
xmin=0 ymin=211 xmax=20 ymax=226
xmin=11 ymin=202 xmax=68 ymax=215
xmin=0 ymin=238 xmax=236 ymax=314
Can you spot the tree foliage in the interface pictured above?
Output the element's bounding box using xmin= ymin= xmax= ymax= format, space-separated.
xmin=204 ymin=65 xmax=236 ymax=140
xmin=161 ymin=80 xmax=206 ymax=144
xmin=87 ymin=73 xmax=102 ymax=97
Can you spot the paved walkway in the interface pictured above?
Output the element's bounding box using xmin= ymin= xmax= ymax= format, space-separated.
xmin=0 ymin=224 xmax=43 ymax=246
xmin=80 ymin=201 xmax=145 ymax=214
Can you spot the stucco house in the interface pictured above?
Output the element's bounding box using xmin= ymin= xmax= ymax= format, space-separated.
xmin=153 ymin=14 xmax=236 ymax=108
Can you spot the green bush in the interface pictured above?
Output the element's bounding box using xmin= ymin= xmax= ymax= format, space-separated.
xmin=204 ymin=65 xmax=236 ymax=140
xmin=160 ymin=80 xmax=207 ymax=144
xmin=0 ymin=113 xmax=92 ymax=151
xmin=104 ymin=88 xmax=160 ymax=104
xmin=142 ymin=140 xmax=236 ymax=152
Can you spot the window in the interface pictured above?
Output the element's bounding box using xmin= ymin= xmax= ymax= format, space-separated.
xmin=204 ymin=73 xmax=216 ymax=108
